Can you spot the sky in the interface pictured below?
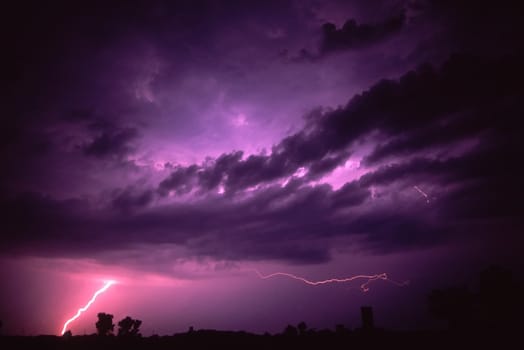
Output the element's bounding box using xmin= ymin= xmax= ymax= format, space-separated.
xmin=1 ymin=0 xmax=523 ymax=336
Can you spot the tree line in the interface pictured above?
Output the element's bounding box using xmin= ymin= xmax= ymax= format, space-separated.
xmin=63 ymin=314 xmax=142 ymax=337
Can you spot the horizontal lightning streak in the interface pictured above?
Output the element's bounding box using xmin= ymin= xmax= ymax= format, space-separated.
xmin=253 ymin=270 xmax=409 ymax=292
xmin=60 ymin=280 xmax=115 ymax=335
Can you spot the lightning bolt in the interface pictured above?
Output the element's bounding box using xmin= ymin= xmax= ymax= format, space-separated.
xmin=413 ymin=185 xmax=430 ymax=203
xmin=60 ymin=280 xmax=115 ymax=335
xmin=252 ymin=270 xmax=409 ymax=292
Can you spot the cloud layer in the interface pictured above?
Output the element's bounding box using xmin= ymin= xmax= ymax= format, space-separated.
xmin=2 ymin=53 xmax=522 ymax=269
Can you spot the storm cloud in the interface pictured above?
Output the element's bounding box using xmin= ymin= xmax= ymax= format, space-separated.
xmin=2 ymin=52 xmax=523 ymax=268
xmin=156 ymin=54 xmax=524 ymax=197
xmin=320 ymin=12 xmax=405 ymax=53
xmin=2 ymin=1 xmax=524 ymax=336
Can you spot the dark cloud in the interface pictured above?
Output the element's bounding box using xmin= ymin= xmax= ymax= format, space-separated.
xmin=9 ymin=127 xmax=522 ymax=265
xmin=419 ymin=0 xmax=524 ymax=57
xmin=197 ymin=152 xmax=244 ymax=191
xmin=82 ymin=126 xmax=139 ymax=159
xmin=288 ymin=9 xmax=406 ymax=62
xmin=320 ymin=12 xmax=405 ymax=53
xmin=358 ymin=158 xmax=441 ymax=188
xmin=158 ymin=165 xmax=199 ymax=196
xmin=123 ymin=52 xmax=523 ymax=265
xmin=158 ymin=54 xmax=524 ymax=196
xmin=2 ymin=51 xmax=523 ymax=267
xmin=0 ymin=193 xmax=96 ymax=253
xmin=112 ymin=186 xmax=154 ymax=212
xmin=331 ymin=181 xmax=370 ymax=209
xmin=0 ymin=181 xmax=370 ymax=264
xmin=65 ymin=112 xmax=144 ymax=161
xmin=347 ymin=208 xmax=442 ymax=253
xmin=307 ymin=150 xmax=351 ymax=179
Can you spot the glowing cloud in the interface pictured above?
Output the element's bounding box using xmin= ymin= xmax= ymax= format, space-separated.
xmin=253 ymin=270 xmax=409 ymax=292
xmin=60 ymin=280 xmax=116 ymax=335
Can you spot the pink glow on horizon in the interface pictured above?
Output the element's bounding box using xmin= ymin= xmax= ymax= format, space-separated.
xmin=253 ymin=270 xmax=409 ymax=292
xmin=60 ymin=280 xmax=116 ymax=335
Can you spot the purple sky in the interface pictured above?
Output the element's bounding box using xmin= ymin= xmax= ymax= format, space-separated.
xmin=1 ymin=0 xmax=523 ymax=336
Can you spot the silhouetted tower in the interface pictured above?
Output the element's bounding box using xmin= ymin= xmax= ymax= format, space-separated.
xmin=361 ymin=306 xmax=374 ymax=329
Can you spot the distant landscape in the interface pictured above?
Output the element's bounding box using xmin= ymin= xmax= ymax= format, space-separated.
xmin=1 ymin=266 xmax=522 ymax=349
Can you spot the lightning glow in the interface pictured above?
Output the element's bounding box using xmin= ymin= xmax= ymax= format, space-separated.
xmin=60 ymin=280 xmax=115 ymax=335
xmin=413 ymin=185 xmax=430 ymax=203
xmin=253 ymin=270 xmax=409 ymax=292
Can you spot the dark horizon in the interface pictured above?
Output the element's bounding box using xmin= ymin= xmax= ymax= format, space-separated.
xmin=1 ymin=0 xmax=523 ymax=337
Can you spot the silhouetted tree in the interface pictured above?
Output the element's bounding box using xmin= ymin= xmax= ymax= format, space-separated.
xmin=478 ymin=265 xmax=523 ymax=331
xmin=335 ymin=324 xmax=350 ymax=334
xmin=96 ymin=312 xmax=114 ymax=336
xmin=62 ymin=330 xmax=72 ymax=338
xmin=117 ymin=316 xmax=142 ymax=337
xmin=283 ymin=324 xmax=298 ymax=336
xmin=297 ymin=321 xmax=308 ymax=336
xmin=428 ymin=287 xmax=474 ymax=330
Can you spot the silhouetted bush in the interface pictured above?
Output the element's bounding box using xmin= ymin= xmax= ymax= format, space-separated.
xmin=297 ymin=321 xmax=308 ymax=336
xmin=96 ymin=313 xmax=114 ymax=336
xmin=117 ymin=316 xmax=142 ymax=337
xmin=283 ymin=324 xmax=298 ymax=336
